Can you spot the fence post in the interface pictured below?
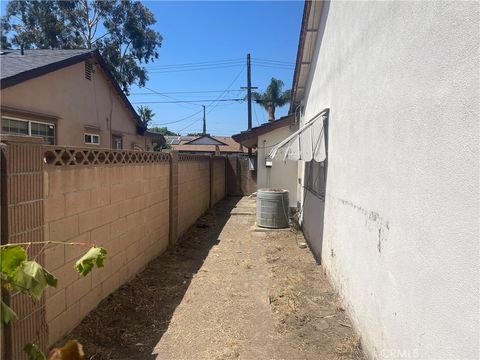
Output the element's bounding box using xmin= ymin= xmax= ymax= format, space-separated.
xmin=0 ymin=135 xmax=48 ymax=358
xmin=209 ymin=156 xmax=213 ymax=208
xmin=169 ymin=152 xmax=179 ymax=246
xmin=224 ymin=156 xmax=228 ymax=199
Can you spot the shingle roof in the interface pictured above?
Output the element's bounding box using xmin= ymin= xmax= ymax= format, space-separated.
xmin=0 ymin=49 xmax=92 ymax=80
xmin=166 ymin=135 xmax=247 ymax=153
xmin=0 ymin=49 xmax=145 ymax=130
xmin=232 ymin=114 xmax=296 ymax=145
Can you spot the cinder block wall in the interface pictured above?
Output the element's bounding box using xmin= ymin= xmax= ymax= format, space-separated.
xmin=211 ymin=157 xmax=226 ymax=206
xmin=177 ymin=156 xmax=210 ymax=237
xmin=1 ymin=142 xmax=228 ymax=352
xmin=43 ymin=163 xmax=170 ymax=344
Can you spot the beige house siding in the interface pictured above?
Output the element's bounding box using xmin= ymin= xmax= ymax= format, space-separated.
xmin=295 ymin=1 xmax=479 ymax=358
xmin=257 ymin=127 xmax=298 ymax=207
xmin=1 ymin=61 xmax=154 ymax=150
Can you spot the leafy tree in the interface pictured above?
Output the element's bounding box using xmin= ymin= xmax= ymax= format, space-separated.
xmin=252 ymin=78 xmax=291 ymax=122
xmin=149 ymin=126 xmax=179 ymax=136
xmin=0 ymin=0 xmax=162 ymax=94
xmin=137 ymin=105 xmax=155 ymax=127
xmin=187 ymin=132 xmax=204 ymax=137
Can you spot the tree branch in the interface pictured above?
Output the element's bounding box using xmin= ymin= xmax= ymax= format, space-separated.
xmin=91 ymin=30 xmax=112 ymax=45
xmin=0 ymin=241 xmax=95 ymax=249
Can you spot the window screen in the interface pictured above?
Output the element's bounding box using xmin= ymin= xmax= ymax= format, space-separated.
xmin=85 ymin=133 xmax=100 ymax=144
xmin=31 ymin=122 xmax=55 ymax=145
xmin=304 ymin=160 xmax=327 ymax=200
xmin=112 ymin=135 xmax=123 ymax=149
xmin=1 ymin=117 xmax=55 ymax=144
xmin=2 ymin=118 xmax=29 ymax=135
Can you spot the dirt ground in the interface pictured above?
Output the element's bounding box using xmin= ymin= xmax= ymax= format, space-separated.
xmin=65 ymin=197 xmax=364 ymax=360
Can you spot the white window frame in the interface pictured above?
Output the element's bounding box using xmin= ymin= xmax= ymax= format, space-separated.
xmin=84 ymin=133 xmax=100 ymax=145
xmin=112 ymin=135 xmax=123 ymax=149
xmin=1 ymin=115 xmax=56 ymax=144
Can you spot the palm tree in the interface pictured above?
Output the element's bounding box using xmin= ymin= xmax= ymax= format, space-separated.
xmin=137 ymin=105 xmax=155 ymax=127
xmin=252 ymin=78 xmax=291 ymax=122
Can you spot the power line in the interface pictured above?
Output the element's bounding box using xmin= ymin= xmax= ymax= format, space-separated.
xmin=206 ymin=66 xmax=246 ymax=114
xmin=251 ymin=63 xmax=295 ymax=70
xmin=252 ymin=57 xmax=295 ymax=65
xmin=133 ymin=98 xmax=244 ymax=104
xmin=146 ymin=58 xmax=243 ymax=69
xmin=130 ymin=89 xmax=246 ymax=95
xmin=143 ymin=86 xmax=200 ymax=110
xmin=150 ymin=109 xmax=203 ymax=126
xmin=177 ymin=118 xmax=203 ymax=133
xmin=148 ymin=64 xmax=244 ymax=74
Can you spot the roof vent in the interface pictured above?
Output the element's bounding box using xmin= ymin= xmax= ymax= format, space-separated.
xmin=85 ymin=60 xmax=93 ymax=80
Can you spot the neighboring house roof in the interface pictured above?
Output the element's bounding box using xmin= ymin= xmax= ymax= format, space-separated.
xmin=165 ymin=135 xmax=195 ymax=145
xmin=145 ymin=130 xmax=166 ymax=145
xmin=232 ymin=114 xmax=296 ymax=147
xmin=289 ymin=0 xmax=324 ymax=114
xmin=165 ymin=135 xmax=246 ymax=153
xmin=185 ymin=135 xmax=228 ymax=146
xmin=0 ymin=49 xmax=145 ymax=131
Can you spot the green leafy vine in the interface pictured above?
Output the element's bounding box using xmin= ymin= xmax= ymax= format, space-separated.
xmin=1 ymin=241 xmax=107 ymax=359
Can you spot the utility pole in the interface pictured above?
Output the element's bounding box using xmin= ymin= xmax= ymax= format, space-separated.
xmin=202 ymin=105 xmax=206 ymax=135
xmin=241 ymin=53 xmax=258 ymax=157
xmin=247 ymin=53 xmax=252 ymax=131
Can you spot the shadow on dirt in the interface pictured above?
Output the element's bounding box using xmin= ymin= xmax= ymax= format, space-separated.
xmin=66 ymin=197 xmax=241 ymax=360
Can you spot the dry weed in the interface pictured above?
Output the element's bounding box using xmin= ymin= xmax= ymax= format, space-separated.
xmin=336 ymin=335 xmax=363 ymax=359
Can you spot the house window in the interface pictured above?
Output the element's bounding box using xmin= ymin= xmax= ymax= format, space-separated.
xmin=84 ymin=133 xmax=100 ymax=145
xmin=112 ymin=135 xmax=123 ymax=149
xmin=1 ymin=116 xmax=55 ymax=145
xmin=304 ymin=160 xmax=327 ymax=200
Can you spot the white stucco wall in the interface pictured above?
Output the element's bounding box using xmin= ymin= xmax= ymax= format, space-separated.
xmin=258 ymin=126 xmax=298 ymax=207
xmin=299 ymin=1 xmax=479 ymax=359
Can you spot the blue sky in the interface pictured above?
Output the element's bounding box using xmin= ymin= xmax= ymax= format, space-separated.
xmin=131 ymin=1 xmax=303 ymax=135
xmin=0 ymin=0 xmax=304 ymax=136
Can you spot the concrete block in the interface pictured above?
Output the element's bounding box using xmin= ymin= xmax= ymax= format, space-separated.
xmin=65 ymin=232 xmax=91 ymax=263
xmin=44 ymin=195 xmax=65 ymax=222
xmin=48 ymin=302 xmax=80 ymax=345
xmin=49 ymin=215 xmax=79 ymax=242
xmin=90 ymin=187 xmax=111 ymax=208
xmin=65 ymin=190 xmax=91 ymax=216
xmin=65 ymin=274 xmax=92 ymax=308
xmin=45 ymin=288 xmax=66 ymax=323
xmin=44 ymin=244 xmax=65 ymax=272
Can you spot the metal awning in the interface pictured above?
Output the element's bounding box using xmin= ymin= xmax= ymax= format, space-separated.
xmin=269 ymin=109 xmax=328 ymax=162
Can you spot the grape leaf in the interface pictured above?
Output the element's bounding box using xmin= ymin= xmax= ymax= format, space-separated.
xmin=1 ymin=245 xmax=27 ymax=276
xmin=10 ymin=261 xmax=58 ymax=299
xmin=24 ymin=343 xmax=46 ymax=360
xmin=47 ymin=340 xmax=84 ymax=360
xmin=75 ymin=247 xmax=107 ymax=276
xmin=1 ymin=300 xmax=17 ymax=325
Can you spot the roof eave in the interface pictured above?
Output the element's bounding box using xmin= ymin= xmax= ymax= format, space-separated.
xmin=232 ymin=114 xmax=296 ymax=147
xmin=91 ymin=50 xmax=144 ymax=131
xmin=184 ymin=135 xmax=229 ymax=146
xmin=289 ymin=1 xmax=324 ymax=114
